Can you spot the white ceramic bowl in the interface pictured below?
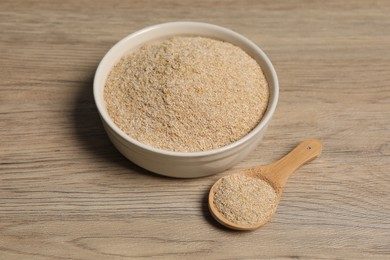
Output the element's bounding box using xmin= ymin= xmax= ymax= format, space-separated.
xmin=94 ymin=22 xmax=279 ymax=178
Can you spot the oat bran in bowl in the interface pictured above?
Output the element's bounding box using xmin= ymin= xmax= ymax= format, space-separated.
xmin=94 ymin=22 xmax=279 ymax=178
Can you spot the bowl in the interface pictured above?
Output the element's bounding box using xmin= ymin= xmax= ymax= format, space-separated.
xmin=94 ymin=21 xmax=279 ymax=178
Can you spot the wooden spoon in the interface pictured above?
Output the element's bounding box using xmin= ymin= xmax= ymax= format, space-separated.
xmin=208 ymin=139 xmax=323 ymax=231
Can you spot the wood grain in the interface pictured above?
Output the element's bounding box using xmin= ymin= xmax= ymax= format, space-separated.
xmin=1 ymin=0 xmax=389 ymax=259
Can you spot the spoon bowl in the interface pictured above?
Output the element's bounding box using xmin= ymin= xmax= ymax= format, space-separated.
xmin=208 ymin=139 xmax=323 ymax=230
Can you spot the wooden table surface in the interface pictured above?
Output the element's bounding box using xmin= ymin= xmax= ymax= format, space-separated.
xmin=1 ymin=0 xmax=389 ymax=259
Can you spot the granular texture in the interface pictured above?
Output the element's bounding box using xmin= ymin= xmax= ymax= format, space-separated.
xmin=104 ymin=36 xmax=269 ymax=152
xmin=213 ymin=174 xmax=278 ymax=225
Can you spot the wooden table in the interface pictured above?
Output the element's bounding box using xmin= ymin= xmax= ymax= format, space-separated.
xmin=1 ymin=1 xmax=389 ymax=259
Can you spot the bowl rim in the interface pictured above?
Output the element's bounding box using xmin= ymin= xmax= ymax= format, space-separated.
xmin=94 ymin=21 xmax=279 ymax=158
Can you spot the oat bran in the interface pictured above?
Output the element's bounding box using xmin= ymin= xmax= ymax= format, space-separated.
xmin=104 ymin=36 xmax=269 ymax=152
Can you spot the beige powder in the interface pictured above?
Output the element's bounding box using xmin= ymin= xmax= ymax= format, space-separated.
xmin=213 ymin=175 xmax=278 ymax=225
xmin=104 ymin=36 xmax=269 ymax=152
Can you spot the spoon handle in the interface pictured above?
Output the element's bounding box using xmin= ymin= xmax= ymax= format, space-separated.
xmin=265 ymin=139 xmax=323 ymax=188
